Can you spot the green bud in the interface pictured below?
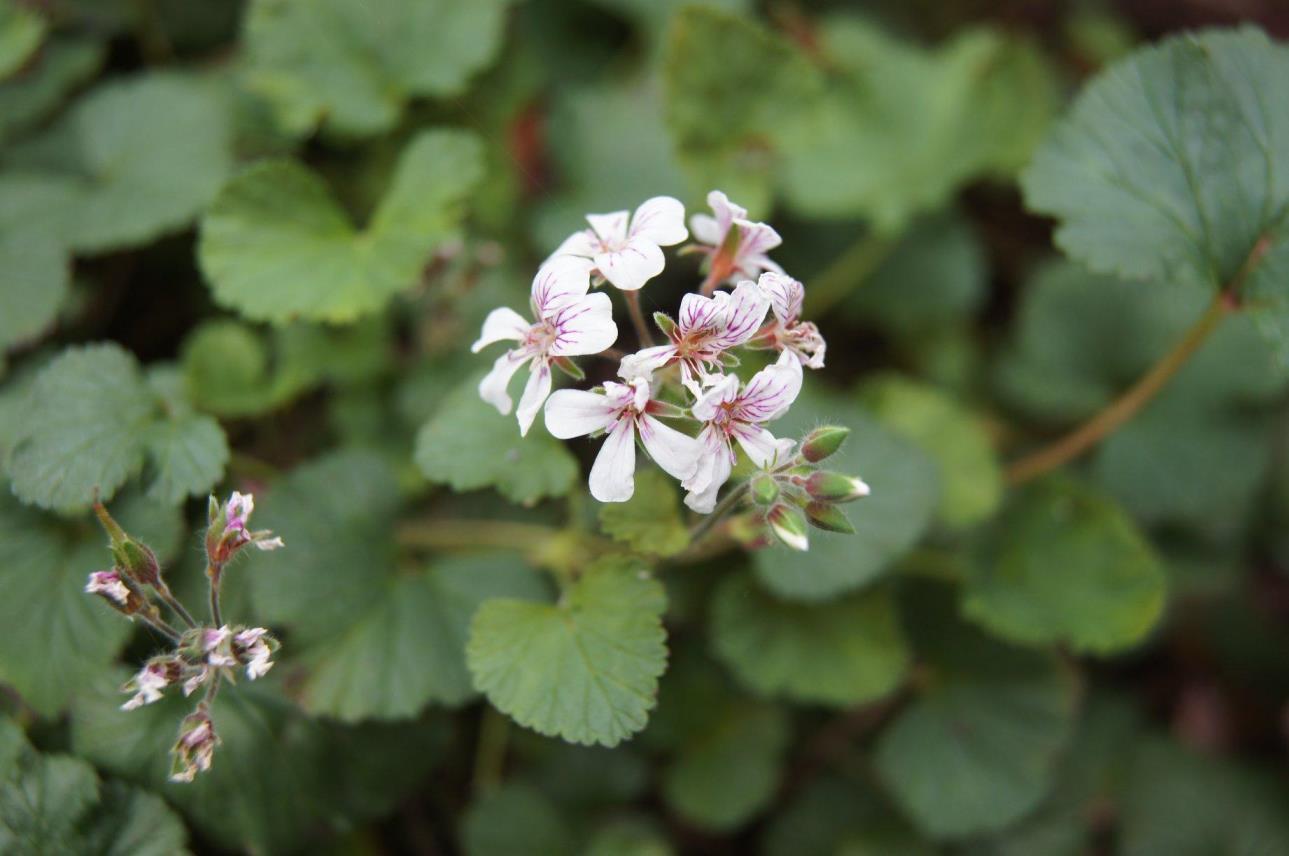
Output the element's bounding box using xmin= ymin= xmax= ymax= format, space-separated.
xmin=800 ymin=426 xmax=850 ymax=462
xmin=805 ymin=471 xmax=870 ymax=503
xmin=653 ymin=312 xmax=678 ymax=339
xmin=805 ymin=501 xmax=855 ymax=534
xmin=766 ymin=504 xmax=809 ymax=552
xmin=207 ymin=495 xmax=221 ymax=525
xmin=93 ymin=502 xmax=162 ymax=587
xmin=750 ymin=474 xmax=780 ymax=506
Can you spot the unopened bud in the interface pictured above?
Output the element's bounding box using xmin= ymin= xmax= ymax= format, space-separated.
xmin=805 ymin=501 xmax=855 ymax=534
xmin=85 ymin=570 xmax=147 ymax=615
xmin=170 ymin=706 xmax=220 ymax=783
xmin=121 ymin=657 xmax=184 ymax=710
xmin=750 ymin=474 xmax=780 ymax=506
xmin=766 ymin=504 xmax=809 ymax=552
xmin=93 ymin=502 xmax=162 ymax=586
xmin=800 ymin=426 xmax=850 ymax=463
xmin=805 ymin=471 xmax=870 ymax=503
xmin=653 ymin=312 xmax=678 ymax=339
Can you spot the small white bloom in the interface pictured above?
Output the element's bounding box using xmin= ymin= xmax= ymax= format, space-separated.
xmin=551 ymin=196 xmax=688 ymax=291
xmin=755 ymin=272 xmax=826 ymax=369
xmin=216 ymin=491 xmax=283 ymax=558
xmin=182 ymin=667 xmax=209 ymax=697
xmin=202 ymin=626 xmax=237 ymax=668
xmin=85 ymin=570 xmax=130 ymax=606
xmin=682 ymin=351 xmax=803 ymax=513
xmin=170 ymin=709 xmax=219 ymax=783
xmin=474 ymin=256 xmax=619 ymax=434
xmin=121 ymin=659 xmax=177 ymax=711
xmin=233 ymin=627 xmax=275 ymax=680
xmin=544 ymin=376 xmax=701 ymax=502
xmin=690 ymin=190 xmax=783 ymax=285
xmin=620 ymin=279 xmax=771 ymax=395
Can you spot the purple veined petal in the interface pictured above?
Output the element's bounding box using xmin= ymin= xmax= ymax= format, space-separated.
xmin=691 ymin=373 xmax=741 ymax=422
xmin=734 ymin=218 xmax=782 ymax=258
xmin=478 ymin=349 xmax=531 ymax=416
xmin=731 ymin=422 xmax=795 ymax=469
xmin=472 ymin=307 xmax=532 ymax=353
xmin=589 ymin=420 xmax=637 ymax=502
xmin=756 ymin=271 xmax=803 ymax=325
xmin=586 ymin=210 xmax=630 ymax=244
xmin=733 ymin=351 xmax=803 ymax=424
xmin=549 ymin=292 xmax=618 ymax=357
xmin=638 ymin=415 xmax=701 ymax=482
xmin=707 ymin=190 xmax=747 ymax=235
xmin=594 ymin=236 xmax=665 ymax=291
xmin=544 ymin=388 xmax=619 ymax=438
xmin=549 ymin=227 xmax=599 ymax=262
xmin=677 ymin=292 xmax=721 ymax=335
xmin=683 ymin=431 xmax=734 ymax=513
xmin=531 ymin=255 xmax=594 ymax=318
xmin=618 ymin=345 xmax=675 ymax=380
xmin=630 ymin=196 xmax=688 ymax=246
xmin=516 ymin=358 xmax=553 ymax=436
xmin=689 ymin=212 xmax=722 ymax=246
xmin=713 ymin=280 xmax=771 ymax=349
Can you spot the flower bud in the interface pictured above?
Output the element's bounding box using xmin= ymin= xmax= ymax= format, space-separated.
xmin=766 ymin=504 xmax=809 ymax=552
xmin=206 ymin=491 xmax=284 ymax=567
xmin=800 ymin=426 xmax=850 ymax=463
xmin=750 ymin=474 xmax=780 ymax=506
xmin=121 ymin=657 xmax=183 ymax=710
xmin=805 ymin=471 xmax=870 ymax=503
xmin=232 ymin=627 xmax=278 ymax=680
xmin=653 ymin=311 xmax=678 ymax=339
xmin=93 ymin=502 xmax=162 ymax=587
xmin=170 ymin=706 xmax=220 ymax=783
xmin=84 ymin=570 xmax=147 ymax=615
xmin=804 ymin=501 xmax=855 ymax=535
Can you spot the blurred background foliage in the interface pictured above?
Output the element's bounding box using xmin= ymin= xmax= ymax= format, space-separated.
xmin=2 ymin=0 xmax=1289 ymax=853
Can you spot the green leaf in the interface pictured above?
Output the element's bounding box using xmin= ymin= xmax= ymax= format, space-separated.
xmin=461 ymin=783 xmax=573 ymax=856
xmin=0 ymin=0 xmax=45 ymax=80
xmin=0 ymin=750 xmax=99 ymax=855
xmin=599 ymin=469 xmax=688 ymax=558
xmin=244 ymin=0 xmax=515 ymax=137
xmin=583 ymin=816 xmax=674 ymax=856
xmin=962 ymin=478 xmax=1166 ymax=654
xmin=83 ymin=782 xmax=191 ymax=856
xmin=302 ymin=553 xmax=549 ymax=721
xmin=766 ymin=775 xmax=932 ymax=856
xmin=199 ymin=129 xmax=483 ymax=323
xmin=3 ymin=72 xmax=232 ymax=253
xmin=141 ymin=368 xmax=229 ymax=506
xmin=661 ymin=701 xmax=789 ymax=831
xmin=1021 ymin=27 xmax=1289 ymax=358
xmin=860 ymin=373 xmax=1003 ymax=530
xmin=0 ymin=233 xmax=68 ymax=356
xmin=753 ymin=388 xmax=938 ymax=601
xmin=710 ymin=572 xmax=909 ymax=707
xmin=874 ymin=587 xmax=1079 ymax=840
xmin=253 ymin=450 xmax=402 ymax=643
xmin=467 ymin=561 xmax=668 ymax=747
xmin=416 ymin=375 xmax=578 ymax=506
xmin=0 ymin=37 xmax=104 ymax=144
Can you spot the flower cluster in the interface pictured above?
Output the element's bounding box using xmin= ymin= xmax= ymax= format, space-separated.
xmin=473 ymin=191 xmax=868 ymax=550
xmin=84 ymin=492 xmax=283 ymax=782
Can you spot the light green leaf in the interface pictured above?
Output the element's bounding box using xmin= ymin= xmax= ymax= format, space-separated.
xmin=199 ymin=129 xmax=482 ymax=323
xmin=860 ymin=373 xmax=1003 ymax=530
xmin=0 ymin=233 xmax=67 ymax=356
xmin=3 ymin=73 xmax=232 ymax=253
xmin=0 ymin=37 xmax=104 ymax=144
xmin=661 ymin=702 xmax=789 ymax=831
xmin=244 ymin=0 xmax=515 ymax=137
xmin=710 ymin=572 xmax=909 ymax=707
xmin=963 ymin=478 xmax=1165 ymax=654
xmin=753 ymin=388 xmax=938 ymax=601
xmin=599 ymin=469 xmax=688 ymax=558
xmin=253 ymin=450 xmax=402 ymax=643
xmin=461 ymin=783 xmax=573 ymax=856
xmin=0 ymin=0 xmax=45 ymax=80
xmin=1021 ymin=27 xmax=1289 ymax=359
xmin=141 ymin=368 xmax=229 ymax=506
xmin=874 ymin=587 xmax=1079 ymax=840
xmin=416 ymin=375 xmax=578 ymax=506
xmin=467 ymin=561 xmax=668 ymax=747
xmin=302 ymin=554 xmax=549 ymax=721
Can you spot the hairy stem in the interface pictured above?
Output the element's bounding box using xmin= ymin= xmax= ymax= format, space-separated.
xmin=687 ymin=482 xmax=751 ymax=547
xmin=624 ymin=290 xmax=655 ymax=347
xmin=207 ymin=565 xmax=223 ymax=628
xmin=154 ymin=581 xmax=198 ymax=628
xmin=138 ymin=612 xmax=182 ymax=644
xmin=803 ymin=231 xmax=896 ymax=316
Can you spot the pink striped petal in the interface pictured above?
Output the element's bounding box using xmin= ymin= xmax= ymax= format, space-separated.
xmin=589 ymin=420 xmax=637 ymax=502
xmin=478 ymin=350 xmax=530 ymax=416
xmin=630 ymin=196 xmax=687 ymax=246
xmin=618 ymin=345 xmax=675 ymax=380
xmin=550 ymin=293 xmax=618 ymax=357
xmin=732 ymin=423 xmax=795 ymax=469
xmin=516 ymin=358 xmax=553 ymax=436
xmin=712 ymin=280 xmax=770 ymax=349
xmin=690 ymin=373 xmax=740 ymax=422
xmin=472 ymin=307 xmax=531 ymax=353
xmin=735 ymin=219 xmax=782 ymax=258
xmin=586 ymin=211 xmax=630 ymax=244
xmin=678 ymin=292 xmax=721 ymax=335
xmin=757 ymin=272 xmax=803 ymax=325
xmin=733 ymin=350 xmax=802 ymax=424
xmin=638 ymin=415 xmax=700 ymax=482
xmin=531 ymin=256 xmax=593 ymax=318
xmin=544 ymin=389 xmax=619 ymax=438
xmin=707 ymin=190 xmax=746 ymax=236
xmin=595 ymin=236 xmax=665 ymax=291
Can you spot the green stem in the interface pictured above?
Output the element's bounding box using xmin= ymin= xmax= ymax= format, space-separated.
xmin=803 ymin=231 xmax=897 ymax=317
xmin=686 ymin=482 xmax=751 ymax=548
xmin=624 ymin=290 xmax=655 ymax=347
xmin=154 ymin=581 xmax=198 ymax=628
xmin=472 ymin=706 xmax=510 ymax=797
xmin=138 ymin=612 xmax=182 ymax=644
xmin=207 ymin=565 xmax=223 ymax=628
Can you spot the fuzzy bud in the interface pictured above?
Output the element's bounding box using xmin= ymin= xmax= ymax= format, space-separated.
xmin=206 ymin=491 xmax=284 ymax=567
xmin=750 ymin=474 xmax=780 ymax=506
xmin=800 ymin=426 xmax=850 ymax=463
xmin=170 ymin=706 xmax=220 ymax=783
xmin=84 ymin=570 xmax=147 ymax=615
xmin=766 ymin=504 xmax=809 ymax=552
xmin=805 ymin=471 xmax=870 ymax=503
xmin=93 ymin=502 xmax=162 ymax=587
xmin=653 ymin=311 xmax=678 ymax=339
xmin=804 ymin=501 xmax=856 ymax=534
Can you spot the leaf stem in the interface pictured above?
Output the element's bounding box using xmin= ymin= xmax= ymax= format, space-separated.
xmin=686 ymin=482 xmax=751 ymax=548
xmin=803 ymin=230 xmax=897 ymax=316
xmin=472 ymin=706 xmax=510 ymax=797
xmin=624 ymin=290 xmax=655 ymax=347
xmin=207 ymin=565 xmax=223 ymax=628
xmin=154 ymin=580 xmax=198 ymax=628
xmin=138 ymin=612 xmax=182 ymax=645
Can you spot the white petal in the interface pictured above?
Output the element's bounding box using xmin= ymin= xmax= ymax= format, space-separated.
xmin=684 ymin=437 xmax=734 ymax=513
xmin=544 ymin=389 xmax=618 ymax=438
xmin=638 ymin=415 xmax=700 ymax=482
xmin=586 ymin=211 xmax=630 ymax=244
xmin=677 ymin=292 xmax=721 ymax=335
xmin=618 ymin=345 xmax=674 ymax=380
xmin=734 ymin=350 xmax=802 ymax=423
xmin=531 ymin=255 xmax=593 ymax=318
xmin=595 ymin=236 xmax=665 ymax=291
xmin=756 ymin=271 xmax=802 ymax=325
xmin=516 ymin=358 xmax=553 ymax=436
xmin=690 ymin=373 xmax=741 ymax=422
xmin=589 ymin=420 xmax=637 ymax=502
xmin=472 ymin=307 xmax=531 ymax=353
xmin=707 ymin=190 xmax=747 ymax=233
xmin=689 ymin=212 xmax=722 ymax=246
xmin=734 ymin=219 xmax=782 ymax=259
xmin=713 ymin=280 xmax=771 ymax=349
xmin=549 ymin=227 xmax=599 ymax=261
xmin=478 ymin=350 xmax=529 ymax=416
xmin=732 ymin=423 xmax=794 ymax=469
xmin=549 ymin=292 xmax=618 ymax=356
xmin=630 ymin=196 xmax=687 ymax=246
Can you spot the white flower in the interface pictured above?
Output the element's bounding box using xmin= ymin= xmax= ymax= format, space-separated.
xmin=121 ymin=659 xmax=178 ymax=711
xmin=85 ymin=570 xmax=130 ymax=606
xmin=473 ymin=256 xmax=618 ymax=434
xmin=232 ymin=627 xmax=275 ymax=680
xmin=201 ymin=626 xmax=237 ymax=668
xmin=755 ymin=272 xmax=826 ymax=369
xmin=170 ymin=708 xmax=219 ymax=783
xmin=182 ymin=667 xmax=209 ymax=698
xmin=682 ymin=351 xmax=803 ymax=512
xmin=551 ymin=196 xmax=688 ymax=291
xmin=544 ymin=376 xmax=701 ymax=502
xmin=619 ymin=279 xmax=770 ymax=395
xmin=216 ymin=491 xmax=284 ymax=559
xmin=690 ymin=190 xmax=783 ymax=285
